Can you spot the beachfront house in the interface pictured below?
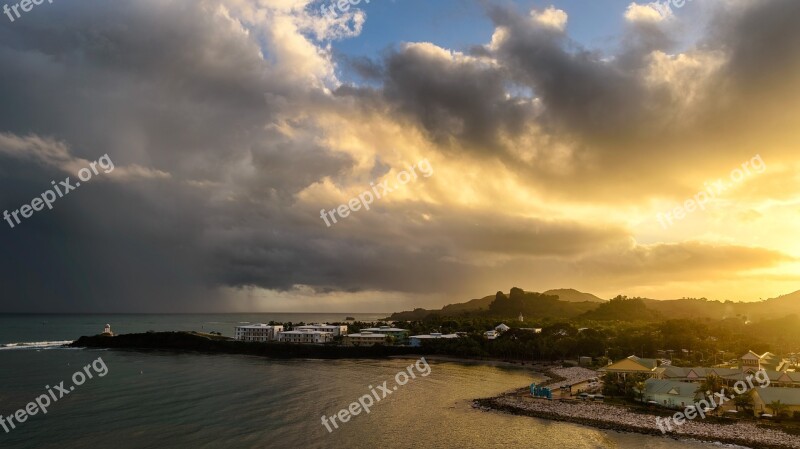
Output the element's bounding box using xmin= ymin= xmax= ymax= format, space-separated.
xmin=753 ymin=387 xmax=800 ymax=418
xmin=234 ymin=324 xmax=284 ymax=342
xmin=640 ymin=378 xmax=699 ymax=409
xmin=600 ymin=355 xmax=659 ymax=378
xmin=653 ymin=366 xmax=713 ymax=382
xmin=409 ymin=333 xmax=459 ymax=347
xmin=654 ymin=365 xmax=800 ymax=388
xmin=343 ymin=331 xmax=389 ymax=346
xmin=768 ymin=371 xmax=800 ymax=387
xmin=495 ymin=323 xmax=511 ymax=332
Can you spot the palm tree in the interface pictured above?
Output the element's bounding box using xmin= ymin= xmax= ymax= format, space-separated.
xmin=631 ymin=378 xmax=647 ymax=403
xmin=769 ymin=400 xmax=788 ymax=418
xmin=696 ymin=374 xmax=724 ymax=400
xmin=704 ymin=375 xmax=723 ymax=393
xmin=694 ymin=375 xmax=722 ymax=416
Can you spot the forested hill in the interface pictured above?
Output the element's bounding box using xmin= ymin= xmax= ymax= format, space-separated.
xmin=386 ymin=288 xmax=800 ymax=323
xmin=542 ymin=288 xmax=605 ymax=303
xmin=386 ymin=287 xmax=606 ymax=321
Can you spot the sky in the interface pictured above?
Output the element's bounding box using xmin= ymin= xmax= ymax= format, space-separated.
xmin=0 ymin=0 xmax=798 ymax=313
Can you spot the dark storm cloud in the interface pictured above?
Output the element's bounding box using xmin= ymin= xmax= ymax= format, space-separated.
xmin=487 ymin=5 xmax=646 ymax=135
xmin=0 ymin=152 xmax=212 ymax=312
xmin=0 ymin=0 xmax=352 ymax=311
xmin=365 ymin=4 xmax=666 ymax=156
xmin=704 ymin=0 xmax=800 ymax=88
xmin=691 ymin=0 xmax=800 ymax=147
xmin=381 ymin=43 xmax=535 ymax=154
xmin=341 ymin=54 xmax=385 ymax=81
xmin=206 ymin=202 xmax=630 ymax=294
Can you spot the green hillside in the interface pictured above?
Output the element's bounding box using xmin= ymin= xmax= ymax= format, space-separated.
xmin=543 ymin=288 xmax=605 ymax=303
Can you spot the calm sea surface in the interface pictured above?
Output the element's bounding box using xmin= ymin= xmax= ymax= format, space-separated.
xmin=0 ymin=315 xmax=736 ymax=448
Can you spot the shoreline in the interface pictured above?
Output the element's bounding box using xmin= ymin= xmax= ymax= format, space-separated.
xmin=69 ymin=331 xmax=576 ymax=368
xmin=473 ymin=389 xmax=800 ymax=449
xmin=389 ymin=354 xmax=561 ymax=371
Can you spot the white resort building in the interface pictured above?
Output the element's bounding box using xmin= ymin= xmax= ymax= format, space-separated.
xmin=343 ymin=331 xmax=388 ymax=346
xmin=234 ymin=324 xmax=284 ymax=342
xmin=294 ymin=324 xmax=349 ymax=337
xmin=361 ymin=326 xmax=409 ymax=342
xmin=278 ymin=330 xmax=333 ymax=344
xmin=409 ymin=333 xmax=460 ymax=347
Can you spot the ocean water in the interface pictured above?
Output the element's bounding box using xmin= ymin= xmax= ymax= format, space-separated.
xmin=0 ymin=315 xmax=731 ymax=449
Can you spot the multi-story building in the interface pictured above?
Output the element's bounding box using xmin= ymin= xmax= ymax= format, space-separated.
xmin=234 ymin=324 xmax=284 ymax=342
xmin=409 ymin=332 xmax=460 ymax=347
xmin=277 ymin=329 xmax=333 ymax=344
xmin=741 ymin=351 xmax=790 ymax=373
xmin=361 ymin=326 xmax=409 ymax=342
xmin=343 ymin=331 xmax=388 ymax=346
xmin=294 ymin=324 xmax=348 ymax=337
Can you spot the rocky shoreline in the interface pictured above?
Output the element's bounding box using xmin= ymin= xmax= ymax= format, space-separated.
xmin=473 ymin=391 xmax=800 ymax=449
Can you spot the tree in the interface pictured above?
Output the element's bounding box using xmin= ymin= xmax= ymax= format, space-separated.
xmin=602 ymin=372 xmax=648 ymax=402
xmin=602 ymin=372 xmax=623 ymax=397
xmin=580 ymin=297 xmax=661 ymax=321
xmin=733 ymin=391 xmax=754 ymax=413
xmin=631 ymin=376 xmax=647 ymax=403
xmin=769 ymin=400 xmax=788 ymax=418
xmin=696 ymin=375 xmax=724 ymax=400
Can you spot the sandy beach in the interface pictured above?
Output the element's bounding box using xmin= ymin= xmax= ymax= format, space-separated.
xmin=389 ymin=355 xmax=562 ymax=371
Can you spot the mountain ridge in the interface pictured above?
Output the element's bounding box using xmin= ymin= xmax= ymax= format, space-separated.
xmin=385 ymin=288 xmax=800 ymax=321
